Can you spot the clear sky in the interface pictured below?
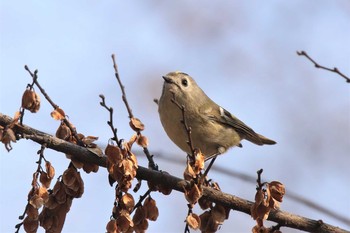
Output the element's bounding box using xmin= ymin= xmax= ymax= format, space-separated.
xmin=1 ymin=1 xmax=349 ymax=232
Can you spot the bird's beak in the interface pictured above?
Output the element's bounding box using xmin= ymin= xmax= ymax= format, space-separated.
xmin=162 ymin=76 xmax=172 ymax=83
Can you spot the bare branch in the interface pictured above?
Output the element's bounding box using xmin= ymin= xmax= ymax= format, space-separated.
xmin=296 ymin=51 xmax=350 ymax=83
xmin=110 ymin=55 xmax=158 ymax=170
xmin=111 ymin=54 xmax=134 ymax=118
xmin=99 ymin=94 xmax=121 ymax=146
xmin=0 ymin=112 xmax=347 ymax=233
xmin=24 ymin=65 xmax=84 ymax=146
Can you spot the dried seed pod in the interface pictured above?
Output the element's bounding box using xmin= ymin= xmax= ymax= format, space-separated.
xmin=50 ymin=107 xmax=65 ymax=120
xmin=193 ymin=149 xmax=205 ymax=174
xmin=82 ymin=162 xmax=99 ymax=174
xmin=70 ymin=157 xmax=84 ymax=169
xmin=105 ymin=144 xmax=123 ymax=164
xmin=134 ymin=218 xmax=148 ymax=232
xmin=183 ymin=161 xmax=196 ymax=181
xmin=128 ymin=152 xmax=138 ymax=168
xmin=23 ymin=215 xmax=39 ymax=233
xmin=45 ymin=161 xmax=55 ymax=179
xmin=211 ymin=204 xmax=227 ymax=224
xmin=268 ymin=181 xmax=285 ymax=203
xmin=56 ymin=122 xmax=71 ymax=140
xmin=136 ymin=135 xmax=148 ymax=148
xmin=129 ymin=117 xmax=145 ymax=131
xmin=82 ymin=135 xmax=99 ymax=145
xmin=106 ymin=219 xmax=118 ymax=233
xmin=62 ymin=167 xmax=77 ymax=187
xmin=22 ymin=89 xmax=40 ymax=113
xmin=29 ymin=194 xmax=44 ymax=209
xmin=87 ymin=147 xmax=104 ymax=157
xmin=1 ymin=128 xmax=16 ymax=151
xmin=116 ymin=210 xmax=134 ymax=232
xmin=45 ymin=195 xmax=59 ymax=210
xmin=26 ymin=204 xmax=39 ymax=220
xmin=158 ymin=184 xmax=172 ymax=196
xmin=120 ymin=193 xmax=135 ymax=213
xmin=143 ymin=197 xmax=159 ymax=221
xmin=39 ymin=172 xmax=51 ymax=188
xmin=132 ymin=206 xmax=146 ymax=226
xmin=198 ymin=196 xmax=212 ymax=210
xmin=199 ymin=211 xmax=211 ymax=232
xmin=186 ymin=213 xmax=201 ymax=230
xmin=184 ymin=183 xmax=202 ymax=205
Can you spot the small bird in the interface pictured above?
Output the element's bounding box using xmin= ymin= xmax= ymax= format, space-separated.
xmin=158 ymin=71 xmax=276 ymax=161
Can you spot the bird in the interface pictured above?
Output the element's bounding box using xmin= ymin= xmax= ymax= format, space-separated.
xmin=158 ymin=71 xmax=276 ymax=161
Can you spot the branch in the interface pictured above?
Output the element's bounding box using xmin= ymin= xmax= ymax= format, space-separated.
xmin=24 ymin=65 xmax=84 ymax=146
xmin=111 ymin=54 xmax=133 ymax=119
xmin=0 ymin=112 xmax=348 ymax=233
xmin=296 ymin=51 xmax=350 ymax=83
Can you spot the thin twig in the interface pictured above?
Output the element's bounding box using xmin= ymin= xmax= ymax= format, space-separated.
xmin=24 ymin=66 xmax=59 ymax=109
xmin=132 ymin=188 xmax=152 ymax=212
xmin=170 ymin=93 xmax=196 ymax=160
xmin=296 ymin=51 xmax=350 ymax=83
xmin=111 ymin=54 xmax=133 ymax=118
xmin=110 ymin=54 xmax=158 ymax=171
xmin=99 ymin=94 xmax=121 ymax=147
xmin=143 ymin=147 xmax=158 ymax=170
xmin=15 ymin=144 xmax=47 ymax=232
xmin=184 ymin=203 xmax=193 ymax=233
xmin=256 ymin=168 xmax=266 ymax=189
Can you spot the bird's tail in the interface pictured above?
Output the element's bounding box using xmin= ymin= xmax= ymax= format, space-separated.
xmin=258 ymin=134 xmax=276 ymax=145
xmin=246 ymin=133 xmax=276 ymax=145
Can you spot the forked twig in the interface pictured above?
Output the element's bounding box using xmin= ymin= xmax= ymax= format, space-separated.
xmin=110 ymin=54 xmax=158 ymax=171
xmin=297 ymin=51 xmax=350 ymax=83
xmin=99 ymin=95 xmax=121 ymax=147
xmin=24 ymin=66 xmax=84 ymax=146
xmin=170 ymin=93 xmax=196 ymax=160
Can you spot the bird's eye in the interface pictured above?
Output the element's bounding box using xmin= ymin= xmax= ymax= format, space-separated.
xmin=181 ymin=79 xmax=188 ymax=87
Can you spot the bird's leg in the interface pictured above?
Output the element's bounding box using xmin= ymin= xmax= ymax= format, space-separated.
xmin=202 ymin=155 xmax=217 ymax=179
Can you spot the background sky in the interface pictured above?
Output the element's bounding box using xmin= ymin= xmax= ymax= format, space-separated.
xmin=0 ymin=1 xmax=349 ymax=233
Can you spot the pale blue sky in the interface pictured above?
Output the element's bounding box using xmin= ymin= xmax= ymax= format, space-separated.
xmin=1 ymin=1 xmax=349 ymax=232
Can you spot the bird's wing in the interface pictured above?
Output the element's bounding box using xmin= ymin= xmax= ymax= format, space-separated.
xmin=201 ymin=105 xmax=263 ymax=145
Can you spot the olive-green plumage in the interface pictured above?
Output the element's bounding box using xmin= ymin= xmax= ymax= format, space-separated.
xmin=158 ymin=71 xmax=276 ymax=160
